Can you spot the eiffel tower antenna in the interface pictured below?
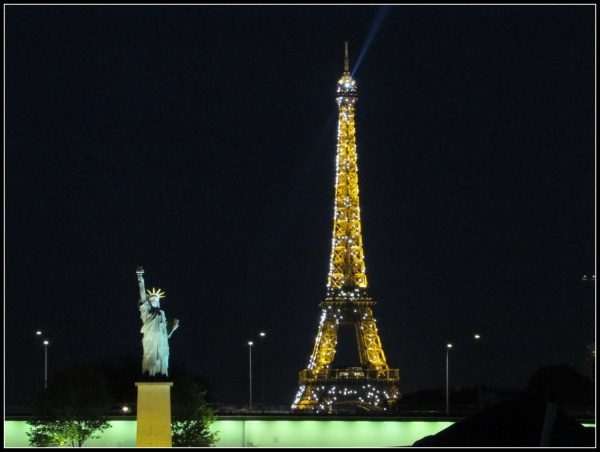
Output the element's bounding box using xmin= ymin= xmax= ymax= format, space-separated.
xmin=292 ymin=43 xmax=400 ymax=413
xmin=344 ymin=40 xmax=350 ymax=74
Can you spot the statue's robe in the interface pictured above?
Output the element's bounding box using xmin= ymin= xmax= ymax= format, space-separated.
xmin=139 ymin=300 xmax=170 ymax=377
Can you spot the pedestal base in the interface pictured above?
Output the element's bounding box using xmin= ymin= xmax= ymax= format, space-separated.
xmin=135 ymin=381 xmax=173 ymax=447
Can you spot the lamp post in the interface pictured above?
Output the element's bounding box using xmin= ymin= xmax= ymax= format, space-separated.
xmin=446 ymin=343 xmax=453 ymax=415
xmin=474 ymin=333 xmax=482 ymax=408
xmin=248 ymin=341 xmax=254 ymax=411
xmin=259 ymin=331 xmax=266 ymax=411
xmin=43 ymin=340 xmax=49 ymax=389
xmin=35 ymin=331 xmax=47 ymax=390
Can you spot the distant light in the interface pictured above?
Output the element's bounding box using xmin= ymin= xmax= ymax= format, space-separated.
xmin=36 ymin=331 xmax=42 ymax=336
xmin=122 ymin=406 xmax=130 ymax=413
xmin=474 ymin=334 xmax=481 ymax=340
xmin=447 ymin=343 xmax=453 ymax=349
xmin=43 ymin=340 xmax=49 ymax=345
xmin=248 ymin=341 xmax=254 ymax=346
xmin=259 ymin=332 xmax=266 ymax=337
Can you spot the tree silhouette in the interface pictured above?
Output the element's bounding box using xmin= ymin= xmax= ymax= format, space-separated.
xmin=171 ymin=374 xmax=219 ymax=447
xmin=27 ymin=365 xmax=112 ymax=447
xmin=527 ymin=364 xmax=594 ymax=407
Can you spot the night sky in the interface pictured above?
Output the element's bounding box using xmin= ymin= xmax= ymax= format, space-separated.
xmin=5 ymin=5 xmax=595 ymax=409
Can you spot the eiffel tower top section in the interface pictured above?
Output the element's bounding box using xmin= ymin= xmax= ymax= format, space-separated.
xmin=336 ymin=41 xmax=358 ymax=103
xmin=327 ymin=42 xmax=368 ymax=298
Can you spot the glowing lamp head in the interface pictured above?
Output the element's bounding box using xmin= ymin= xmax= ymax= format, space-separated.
xmin=43 ymin=340 xmax=49 ymax=345
xmin=248 ymin=341 xmax=254 ymax=346
xmin=447 ymin=343 xmax=453 ymax=349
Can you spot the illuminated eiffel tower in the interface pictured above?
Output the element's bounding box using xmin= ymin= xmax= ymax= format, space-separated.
xmin=292 ymin=43 xmax=400 ymax=413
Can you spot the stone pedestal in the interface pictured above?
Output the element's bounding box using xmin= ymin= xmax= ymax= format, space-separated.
xmin=135 ymin=381 xmax=173 ymax=447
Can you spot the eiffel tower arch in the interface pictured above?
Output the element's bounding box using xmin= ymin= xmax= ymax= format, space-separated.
xmin=292 ymin=43 xmax=400 ymax=413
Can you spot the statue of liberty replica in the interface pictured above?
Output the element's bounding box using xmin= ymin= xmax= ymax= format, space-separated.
xmin=134 ymin=266 xmax=179 ymax=446
xmin=136 ymin=266 xmax=179 ymax=377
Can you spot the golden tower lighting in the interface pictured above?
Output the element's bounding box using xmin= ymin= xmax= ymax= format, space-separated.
xmin=292 ymin=42 xmax=400 ymax=413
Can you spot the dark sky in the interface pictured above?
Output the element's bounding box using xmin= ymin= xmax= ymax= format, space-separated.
xmin=5 ymin=5 xmax=595 ymax=409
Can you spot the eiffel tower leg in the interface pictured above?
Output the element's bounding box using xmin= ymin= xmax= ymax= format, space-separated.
xmin=293 ymin=312 xmax=339 ymax=411
xmin=306 ymin=309 xmax=339 ymax=371
xmin=356 ymin=317 xmax=401 ymax=408
xmin=358 ymin=319 xmax=388 ymax=370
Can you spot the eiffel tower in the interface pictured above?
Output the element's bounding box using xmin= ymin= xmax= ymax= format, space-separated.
xmin=292 ymin=43 xmax=400 ymax=413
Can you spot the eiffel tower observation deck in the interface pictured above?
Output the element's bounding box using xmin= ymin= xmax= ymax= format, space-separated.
xmin=292 ymin=43 xmax=400 ymax=414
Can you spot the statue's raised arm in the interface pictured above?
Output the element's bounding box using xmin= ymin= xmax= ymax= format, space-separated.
xmin=136 ymin=266 xmax=146 ymax=303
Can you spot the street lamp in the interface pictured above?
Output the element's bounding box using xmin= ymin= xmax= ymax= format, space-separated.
xmin=35 ymin=331 xmax=48 ymax=390
xmin=473 ymin=333 xmax=482 ymax=408
xmin=446 ymin=343 xmax=453 ymax=415
xmin=248 ymin=341 xmax=254 ymax=411
xmin=259 ymin=331 xmax=266 ymax=411
xmin=43 ymin=340 xmax=49 ymax=389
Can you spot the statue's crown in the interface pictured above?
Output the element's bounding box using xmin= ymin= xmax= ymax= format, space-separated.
xmin=147 ymin=287 xmax=166 ymax=299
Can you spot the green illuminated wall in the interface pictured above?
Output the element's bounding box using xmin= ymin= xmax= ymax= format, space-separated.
xmin=5 ymin=419 xmax=451 ymax=447
xmin=214 ymin=419 xmax=452 ymax=447
xmin=4 ymin=419 xmax=595 ymax=447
